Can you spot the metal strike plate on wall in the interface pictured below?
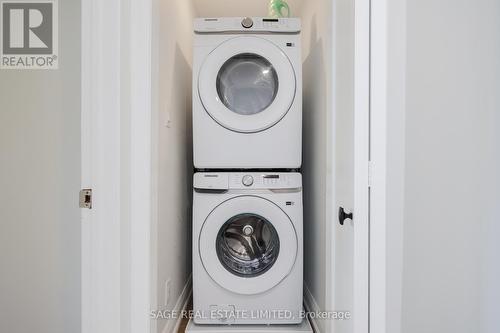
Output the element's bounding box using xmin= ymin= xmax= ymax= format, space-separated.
xmin=79 ymin=189 xmax=92 ymax=209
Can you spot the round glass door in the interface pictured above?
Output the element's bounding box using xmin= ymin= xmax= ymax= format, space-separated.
xmin=216 ymin=54 xmax=279 ymax=116
xmin=198 ymin=36 xmax=296 ymax=133
xmin=216 ymin=213 xmax=280 ymax=277
xmin=198 ymin=196 xmax=297 ymax=295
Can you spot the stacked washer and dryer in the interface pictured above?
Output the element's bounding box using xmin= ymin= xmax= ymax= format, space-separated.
xmin=190 ymin=17 xmax=309 ymax=330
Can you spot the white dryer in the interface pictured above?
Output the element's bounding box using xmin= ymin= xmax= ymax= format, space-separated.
xmin=193 ymin=17 xmax=302 ymax=169
xmin=192 ymin=172 xmax=303 ymax=325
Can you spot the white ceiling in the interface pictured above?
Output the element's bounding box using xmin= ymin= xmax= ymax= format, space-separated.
xmin=192 ymin=0 xmax=304 ymax=18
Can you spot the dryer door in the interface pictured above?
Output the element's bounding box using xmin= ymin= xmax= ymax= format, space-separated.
xmin=199 ymin=196 xmax=297 ymax=295
xmin=198 ymin=36 xmax=296 ymax=133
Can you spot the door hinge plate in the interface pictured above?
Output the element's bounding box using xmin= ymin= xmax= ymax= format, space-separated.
xmin=79 ymin=189 xmax=92 ymax=209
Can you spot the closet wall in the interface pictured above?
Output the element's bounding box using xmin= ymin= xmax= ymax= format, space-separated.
xmin=192 ymin=0 xmax=303 ymax=17
xmin=152 ymin=0 xmax=195 ymax=332
xmin=300 ymin=1 xmax=332 ymax=332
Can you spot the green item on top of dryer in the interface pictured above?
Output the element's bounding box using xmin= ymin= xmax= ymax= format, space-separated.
xmin=268 ymin=0 xmax=291 ymax=18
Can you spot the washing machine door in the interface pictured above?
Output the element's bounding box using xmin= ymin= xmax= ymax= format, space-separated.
xmin=199 ymin=196 xmax=298 ymax=295
xmin=198 ymin=36 xmax=296 ymax=133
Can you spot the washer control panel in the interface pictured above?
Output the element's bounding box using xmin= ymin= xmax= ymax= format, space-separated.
xmin=194 ymin=172 xmax=302 ymax=190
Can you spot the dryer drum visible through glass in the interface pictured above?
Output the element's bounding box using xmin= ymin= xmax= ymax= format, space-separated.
xmin=198 ymin=36 xmax=296 ymax=133
xmin=216 ymin=53 xmax=279 ymax=116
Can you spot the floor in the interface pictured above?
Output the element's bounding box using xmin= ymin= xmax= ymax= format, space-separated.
xmin=178 ymin=316 xmax=190 ymax=333
xmin=177 ymin=299 xmax=192 ymax=333
xmin=176 ymin=300 xmax=315 ymax=333
xmin=178 ymin=318 xmax=189 ymax=333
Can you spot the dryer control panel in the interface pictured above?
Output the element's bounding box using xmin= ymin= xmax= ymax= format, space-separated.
xmin=194 ymin=17 xmax=301 ymax=34
xmin=194 ymin=172 xmax=302 ymax=191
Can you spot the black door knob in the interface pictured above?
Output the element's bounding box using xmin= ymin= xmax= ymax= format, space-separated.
xmin=338 ymin=207 xmax=353 ymax=225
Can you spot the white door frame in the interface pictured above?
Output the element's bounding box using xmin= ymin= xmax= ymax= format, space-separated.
xmin=369 ymin=1 xmax=406 ymax=333
xmin=353 ymin=0 xmax=370 ymax=331
xmin=81 ymin=0 xmax=402 ymax=332
xmin=81 ymin=0 xmax=122 ymax=332
xmin=369 ymin=0 xmax=389 ymax=330
xmin=81 ymin=0 xmax=153 ymax=332
xmin=353 ymin=0 xmax=406 ymax=332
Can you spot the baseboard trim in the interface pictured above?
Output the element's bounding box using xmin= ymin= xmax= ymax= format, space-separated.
xmin=162 ymin=275 xmax=193 ymax=333
xmin=303 ymin=283 xmax=322 ymax=333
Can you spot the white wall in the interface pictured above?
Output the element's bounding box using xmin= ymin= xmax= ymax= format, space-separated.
xmin=301 ymin=2 xmax=331 ymax=329
xmin=400 ymin=1 xmax=500 ymax=332
xmin=0 ymin=1 xmax=81 ymax=333
xmin=192 ymin=0 xmax=303 ymax=18
xmin=385 ymin=0 xmax=406 ymax=332
xmin=151 ymin=0 xmax=195 ymax=332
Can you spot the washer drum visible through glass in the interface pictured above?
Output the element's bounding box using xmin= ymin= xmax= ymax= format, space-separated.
xmin=216 ymin=213 xmax=280 ymax=277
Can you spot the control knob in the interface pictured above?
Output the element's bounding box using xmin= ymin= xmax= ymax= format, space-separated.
xmin=242 ymin=175 xmax=254 ymax=186
xmin=241 ymin=17 xmax=253 ymax=29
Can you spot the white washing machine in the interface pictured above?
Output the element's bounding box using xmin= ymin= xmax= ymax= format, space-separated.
xmin=193 ymin=17 xmax=302 ymax=169
xmin=192 ymin=172 xmax=303 ymax=325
